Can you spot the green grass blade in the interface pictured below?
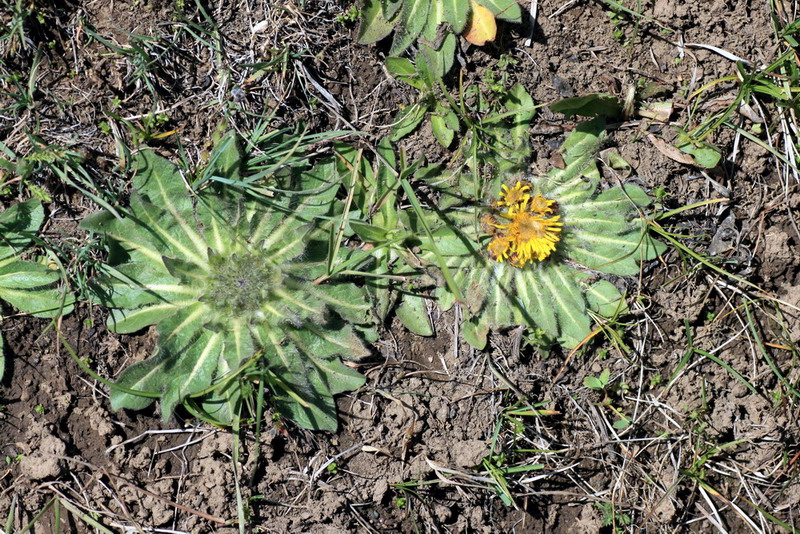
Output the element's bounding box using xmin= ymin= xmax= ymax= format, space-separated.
xmin=744 ymin=300 xmax=800 ymax=400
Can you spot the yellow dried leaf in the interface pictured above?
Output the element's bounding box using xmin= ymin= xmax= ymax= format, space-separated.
xmin=463 ymin=1 xmax=497 ymax=46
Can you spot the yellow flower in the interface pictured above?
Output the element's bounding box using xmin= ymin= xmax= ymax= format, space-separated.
xmin=486 ymin=182 xmax=563 ymax=267
xmin=487 ymin=235 xmax=513 ymax=262
xmin=504 ymin=211 xmax=563 ymax=265
xmin=526 ymin=194 xmax=556 ymax=215
xmin=494 ymin=180 xmax=531 ymax=209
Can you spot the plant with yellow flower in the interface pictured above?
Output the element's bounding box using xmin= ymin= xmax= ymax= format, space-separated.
xmin=415 ymin=119 xmax=665 ymax=349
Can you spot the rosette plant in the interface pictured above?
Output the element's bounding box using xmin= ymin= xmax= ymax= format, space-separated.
xmin=82 ymin=133 xmax=376 ymax=430
xmin=412 ymin=119 xmax=665 ymax=348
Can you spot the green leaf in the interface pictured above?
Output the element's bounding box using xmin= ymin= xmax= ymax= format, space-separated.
xmin=443 ymin=0 xmax=470 ymax=32
xmin=675 ymin=132 xmax=722 ymax=168
xmin=417 ymin=44 xmax=443 ymax=87
xmin=207 ymin=130 xmax=244 ymax=184
xmin=90 ymin=132 xmax=377 ymax=429
xmin=550 ymin=93 xmax=624 ymax=119
xmin=561 ymin=185 xmax=655 ymax=276
xmin=560 ymin=118 xmax=606 ymax=164
xmin=130 ymin=157 xmax=211 ymax=264
xmin=132 ymin=150 xmax=195 ymax=217
xmin=358 ymin=0 xmax=395 ymax=44
xmin=544 ymin=264 xmax=591 ymax=347
xmin=382 ymin=0 xmax=403 ymax=20
xmin=421 ymin=0 xmax=446 ymax=43
xmin=584 ymin=369 xmax=609 ymax=390
xmin=386 ymin=56 xmax=427 ymax=90
xmin=0 ymin=260 xmax=60 ymax=289
xmin=613 ymin=418 xmax=630 ymax=429
xmin=386 ymin=56 xmax=416 ymax=77
xmin=396 ymin=294 xmax=434 ymax=335
xmin=90 ymin=262 xmax=199 ymax=310
xmin=263 ymin=323 xmax=368 ymax=431
xmin=462 ymin=320 xmax=489 ymax=350
xmin=313 ymin=281 xmax=375 ymax=327
xmin=431 ymin=111 xmax=456 ymax=148
xmin=401 ymin=178 xmax=463 ymax=303
xmin=0 ymin=284 xmax=74 ymax=318
xmin=583 ymin=376 xmax=602 ymax=389
xmin=195 ymin=318 xmax=254 ymax=424
xmin=583 ymin=279 xmax=627 ymax=317
xmin=159 ymin=319 xmax=224 ymax=419
xmin=389 ymin=103 xmax=429 ymax=141
xmin=439 ymin=32 xmax=457 ymax=75
xmin=503 ymin=84 xmax=535 ymax=149
xmin=162 ymin=256 xmax=207 ymax=284
xmin=418 ymin=223 xmax=476 ymax=255
xmin=0 ymin=201 xmax=74 ymax=320
xmin=542 ymin=119 xmax=605 ymax=205
xmin=412 ymin=119 xmax=662 ymax=349
xmin=350 ymin=220 xmax=390 ymax=242
xmin=107 ymin=302 xmax=184 ymax=334
xmin=481 ymin=0 xmax=522 ymax=20
xmin=111 ymin=303 xmax=222 ymax=419
xmin=110 ymin=349 xmax=167 ymax=412
xmin=84 ymin=192 xmax=207 ymax=268
xmin=389 ymin=0 xmax=430 ymax=56
xmin=0 ymin=199 xmax=43 ymax=261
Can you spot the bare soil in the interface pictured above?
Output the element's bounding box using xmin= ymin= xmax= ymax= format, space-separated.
xmin=1 ymin=0 xmax=799 ymax=533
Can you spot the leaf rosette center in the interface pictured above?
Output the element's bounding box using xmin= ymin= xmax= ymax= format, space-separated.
xmin=203 ymin=252 xmax=275 ymax=316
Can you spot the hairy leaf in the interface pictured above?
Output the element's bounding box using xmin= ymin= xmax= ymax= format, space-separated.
xmin=358 ymin=0 xmax=395 ymax=44
xmin=418 ymin=120 xmax=663 ymax=348
xmin=551 ymin=93 xmax=624 ymax=119
xmin=86 ymin=135 xmax=377 ymax=430
xmin=0 ymin=199 xmax=43 ymax=261
xmin=389 ymin=0 xmax=430 ymax=56
xmin=396 ymin=293 xmax=434 ymax=335
xmin=443 ymin=0 xmax=470 ymax=33
xmin=481 ymin=0 xmax=522 ymax=20
xmin=0 ymin=201 xmax=74 ymax=319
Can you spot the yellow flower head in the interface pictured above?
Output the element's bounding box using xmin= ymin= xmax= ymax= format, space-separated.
xmin=525 ymin=194 xmax=557 ymax=216
xmin=487 ymin=235 xmax=513 ymax=262
xmin=504 ymin=211 xmax=563 ymax=265
xmin=486 ymin=181 xmax=563 ymax=267
xmin=494 ymin=180 xmax=531 ymax=209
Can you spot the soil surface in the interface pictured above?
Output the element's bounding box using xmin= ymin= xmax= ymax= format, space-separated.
xmin=1 ymin=0 xmax=799 ymax=533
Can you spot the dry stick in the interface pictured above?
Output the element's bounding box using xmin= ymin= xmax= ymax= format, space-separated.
xmin=552 ymin=327 xmax=602 ymax=384
xmin=348 ymin=503 xmax=382 ymax=534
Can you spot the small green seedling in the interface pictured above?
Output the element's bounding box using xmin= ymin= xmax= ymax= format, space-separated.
xmin=596 ymin=501 xmax=633 ymax=532
xmin=584 ymin=369 xmax=611 ymax=390
xmin=336 ymin=4 xmax=361 ymax=24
